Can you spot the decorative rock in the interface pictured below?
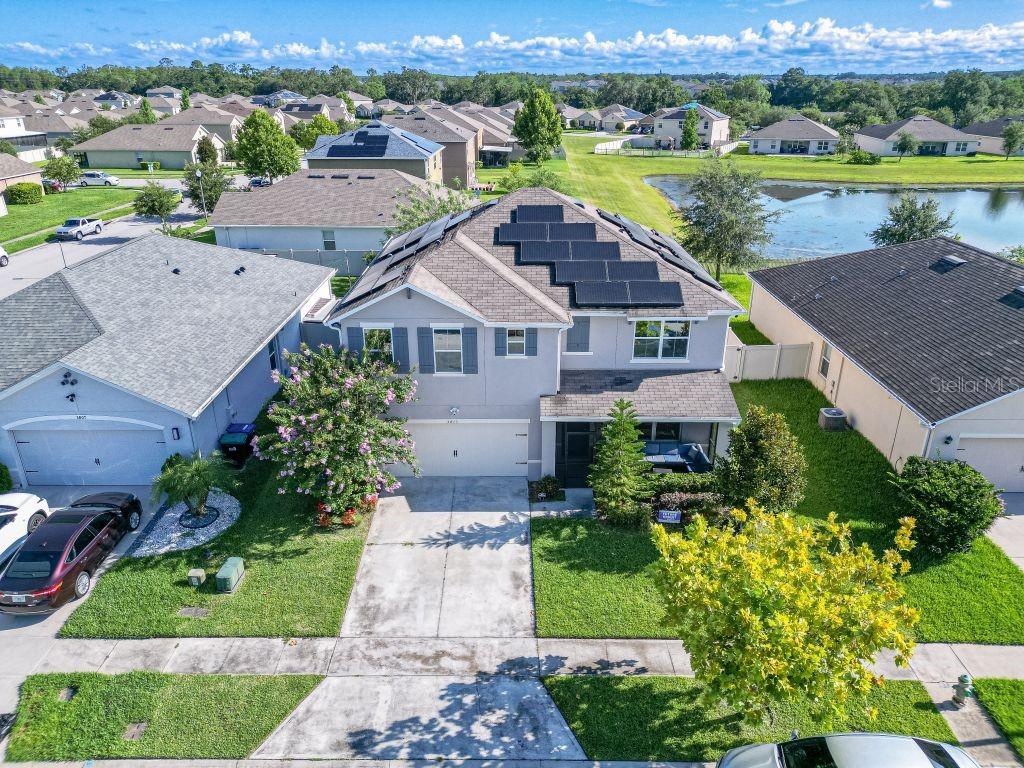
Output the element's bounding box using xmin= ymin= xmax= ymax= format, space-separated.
xmin=129 ymin=489 xmax=241 ymax=558
xmin=187 ymin=568 xmax=206 ymax=587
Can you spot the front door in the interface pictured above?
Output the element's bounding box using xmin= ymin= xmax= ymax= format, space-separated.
xmin=555 ymin=422 xmax=602 ymax=488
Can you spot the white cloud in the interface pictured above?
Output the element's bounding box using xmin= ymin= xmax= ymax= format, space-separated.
xmin=929 ymin=0 xmax=953 ymax=7
xmin=765 ymin=0 xmax=810 ymax=7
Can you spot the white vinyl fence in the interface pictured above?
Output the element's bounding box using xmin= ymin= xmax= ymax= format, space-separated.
xmin=249 ymin=248 xmax=373 ymax=276
xmin=724 ymin=329 xmax=812 ymax=382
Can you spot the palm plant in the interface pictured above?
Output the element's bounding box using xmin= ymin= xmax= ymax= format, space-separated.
xmin=152 ymin=451 xmax=236 ymax=517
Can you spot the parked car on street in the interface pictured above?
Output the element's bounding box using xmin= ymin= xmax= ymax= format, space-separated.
xmin=717 ymin=733 xmax=979 ymax=768
xmin=55 ymin=217 xmax=104 ymax=240
xmin=79 ymin=171 xmax=121 ymax=187
xmin=0 ymin=492 xmax=141 ymax=614
xmin=249 ymin=177 xmax=272 ymax=188
xmin=0 ymin=245 xmax=9 ymax=268
xmin=41 ymin=177 xmax=67 ymax=193
xmin=0 ymin=493 xmax=49 ymax=571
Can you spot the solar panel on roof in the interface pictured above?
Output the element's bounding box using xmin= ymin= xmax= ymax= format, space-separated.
xmin=516 ymin=205 xmax=564 ymax=223
xmin=608 ymin=261 xmax=659 ymax=281
xmin=569 ymin=241 xmax=620 ymax=260
xmin=519 ymin=240 xmax=571 ymax=263
xmin=574 ymin=281 xmax=630 ymax=306
xmin=554 ymin=261 xmax=608 ymax=284
xmin=498 ymin=222 xmax=550 ymax=243
xmin=618 ymin=217 xmax=656 ymax=249
xmin=549 ymin=222 xmax=596 ymax=241
xmin=627 ymin=281 xmax=684 ymax=306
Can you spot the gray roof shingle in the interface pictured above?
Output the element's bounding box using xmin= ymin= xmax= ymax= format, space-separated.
xmin=749 ymin=237 xmax=1024 ymax=423
xmin=0 ymin=235 xmax=333 ymax=416
xmin=855 ymin=115 xmax=976 ymax=142
xmin=0 ymin=153 xmax=42 ymax=181
xmin=72 ymin=123 xmax=207 ymax=152
xmin=305 ymin=121 xmax=442 ymax=161
xmin=961 ymin=115 xmax=1024 ymax=139
xmin=748 ymin=115 xmax=839 ymax=141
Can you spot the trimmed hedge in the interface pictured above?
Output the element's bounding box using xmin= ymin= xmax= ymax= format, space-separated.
xmin=138 ymin=161 xmax=161 ymax=170
xmin=7 ymin=182 xmax=43 ymax=204
xmin=650 ymin=471 xmax=718 ymax=497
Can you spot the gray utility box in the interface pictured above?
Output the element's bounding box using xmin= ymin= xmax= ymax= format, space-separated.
xmin=819 ymin=407 xmax=848 ymax=431
xmin=215 ymin=557 xmax=245 ymax=593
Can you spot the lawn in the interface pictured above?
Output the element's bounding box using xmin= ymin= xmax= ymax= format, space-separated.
xmin=60 ymin=423 xmax=368 ymax=638
xmin=6 ymin=671 xmax=320 ymax=761
xmin=531 ymin=379 xmax=1024 ymax=644
xmin=719 ymin=272 xmax=771 ymax=345
xmin=975 ymin=679 xmax=1024 ymax=762
xmin=0 ymin=187 xmax=139 ymax=243
xmin=544 ymin=676 xmax=955 ymax=762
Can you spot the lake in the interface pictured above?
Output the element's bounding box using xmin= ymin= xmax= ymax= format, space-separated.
xmin=646 ymin=177 xmax=1024 ymax=260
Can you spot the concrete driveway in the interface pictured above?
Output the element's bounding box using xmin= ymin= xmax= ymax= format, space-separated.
xmin=340 ymin=477 xmax=534 ymax=638
xmin=991 ymin=493 xmax=1024 ymax=571
xmin=0 ymin=484 xmax=155 ymax=711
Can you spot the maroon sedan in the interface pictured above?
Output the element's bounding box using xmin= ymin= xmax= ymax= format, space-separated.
xmin=0 ymin=492 xmax=141 ymax=614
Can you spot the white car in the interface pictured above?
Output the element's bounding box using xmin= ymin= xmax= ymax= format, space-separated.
xmin=717 ymin=733 xmax=979 ymax=768
xmin=0 ymin=493 xmax=50 ymax=569
xmin=79 ymin=171 xmax=121 ymax=187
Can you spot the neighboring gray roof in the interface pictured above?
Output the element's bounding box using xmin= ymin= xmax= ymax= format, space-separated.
xmin=73 ymin=123 xmax=207 ymax=152
xmin=23 ymin=114 xmax=89 ymax=134
xmin=749 ymin=237 xmax=1024 ymax=423
xmin=598 ymin=104 xmax=647 ymax=121
xmin=856 ymin=115 xmax=977 ymax=142
xmin=160 ymin=107 xmax=240 ymax=127
xmin=305 ymin=121 xmax=442 ymax=161
xmin=281 ymin=103 xmax=328 ymax=114
xmin=961 ymin=115 xmax=1024 ymax=138
xmin=748 ymin=115 xmax=839 ymax=141
xmin=381 ymin=112 xmax=475 ymax=144
xmin=146 ymin=85 xmax=182 ymax=96
xmin=0 ymin=235 xmax=333 ymax=416
xmin=209 ymin=169 xmax=430 ymax=228
xmin=662 ymin=102 xmax=730 ymax=121
xmin=0 ymin=153 xmax=42 ymax=181
xmin=541 ymin=369 xmax=739 ymax=420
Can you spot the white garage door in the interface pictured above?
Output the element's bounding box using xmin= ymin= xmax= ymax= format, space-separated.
xmin=394 ymin=422 xmax=528 ymax=477
xmin=957 ymin=437 xmax=1024 ymax=492
xmin=14 ymin=428 xmax=169 ymax=486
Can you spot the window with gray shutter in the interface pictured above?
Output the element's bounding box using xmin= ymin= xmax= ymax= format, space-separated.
xmin=525 ymin=328 xmax=538 ymax=356
xmin=417 ymin=327 xmax=435 ymax=373
xmin=393 ymin=327 xmax=410 ymax=373
xmin=566 ymin=317 xmax=590 ymax=352
xmin=346 ymin=327 xmax=363 ymax=356
xmin=494 ymin=327 xmax=507 ymax=356
xmin=462 ymin=327 xmax=478 ymax=374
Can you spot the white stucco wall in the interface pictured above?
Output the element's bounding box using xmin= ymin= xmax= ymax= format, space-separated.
xmin=748 ymin=138 xmax=836 ymax=155
xmin=214 ymin=225 xmax=388 ymax=254
xmin=854 ymin=133 xmax=980 ymax=157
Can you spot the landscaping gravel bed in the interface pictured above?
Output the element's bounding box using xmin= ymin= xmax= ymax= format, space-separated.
xmin=129 ymin=489 xmax=241 ymax=558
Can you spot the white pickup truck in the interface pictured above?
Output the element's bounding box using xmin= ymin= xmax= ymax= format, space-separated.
xmin=55 ymin=218 xmax=104 ymax=241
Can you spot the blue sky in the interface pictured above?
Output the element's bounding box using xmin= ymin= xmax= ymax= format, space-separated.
xmin=3 ymin=0 xmax=1024 ymax=73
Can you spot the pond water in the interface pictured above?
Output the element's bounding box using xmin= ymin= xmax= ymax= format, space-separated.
xmin=646 ymin=177 xmax=1024 ymax=259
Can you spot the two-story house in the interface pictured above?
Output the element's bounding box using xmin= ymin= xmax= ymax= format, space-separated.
xmin=654 ymin=103 xmax=731 ymax=148
xmin=322 ymin=188 xmax=743 ymax=485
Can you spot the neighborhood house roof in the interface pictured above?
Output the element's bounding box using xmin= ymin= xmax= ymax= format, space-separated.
xmin=961 ymin=115 xmax=1024 ymax=138
xmin=749 ymin=237 xmax=1024 ymax=423
xmin=856 ymin=115 xmax=977 ymax=142
xmin=381 ymin=113 xmax=476 ymax=144
xmin=305 ymin=121 xmax=443 ymax=161
xmin=661 ymin=102 xmax=729 ymax=121
xmin=748 ymin=114 xmax=839 ymax=141
xmin=160 ymin=106 xmax=241 ymax=126
xmin=209 ymin=169 xmax=431 ymax=229
xmin=0 ymin=235 xmax=333 ymax=417
xmin=22 ymin=114 xmax=89 ymax=134
xmin=72 ymin=123 xmax=211 ymax=152
xmin=0 ymin=153 xmax=43 ymax=181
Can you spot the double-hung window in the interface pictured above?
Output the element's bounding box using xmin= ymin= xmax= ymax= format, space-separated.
xmin=817 ymin=140 xmax=830 ymax=152
xmin=955 ymin=141 xmax=969 ymax=153
xmin=322 ymin=230 xmax=337 ymax=251
xmin=363 ymin=328 xmax=394 ymax=361
xmin=818 ymin=341 xmax=832 ymax=378
xmin=433 ymin=328 xmax=463 ymax=373
xmin=633 ymin=320 xmax=690 ymax=360
xmin=267 ymin=338 xmax=279 ymax=371
xmin=506 ymin=328 xmax=526 ymax=356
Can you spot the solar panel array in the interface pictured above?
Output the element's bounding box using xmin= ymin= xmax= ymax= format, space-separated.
xmin=500 ymin=205 xmax=685 ymax=308
xmin=326 ymin=132 xmax=390 ymax=158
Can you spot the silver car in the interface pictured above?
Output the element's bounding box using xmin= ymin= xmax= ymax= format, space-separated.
xmin=79 ymin=171 xmax=121 ymax=187
xmin=718 ymin=733 xmax=980 ymax=768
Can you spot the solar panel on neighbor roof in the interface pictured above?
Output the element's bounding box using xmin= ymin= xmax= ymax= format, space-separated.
xmin=327 ymin=144 xmax=387 ymax=157
xmin=549 ymin=222 xmax=596 ymax=241
xmin=519 ymin=240 xmax=571 ymax=263
xmin=515 ymin=204 xmax=564 ymax=223
xmin=498 ymin=222 xmax=550 ymax=243
xmin=569 ymin=241 xmax=620 ymax=261
xmin=574 ymin=281 xmax=630 ymax=306
xmin=608 ymin=261 xmax=659 ymax=281
xmin=553 ymin=261 xmax=608 ymax=284
xmin=627 ymin=280 xmax=684 ymax=305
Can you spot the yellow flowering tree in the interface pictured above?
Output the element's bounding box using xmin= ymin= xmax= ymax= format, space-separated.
xmin=653 ymin=504 xmax=919 ymax=724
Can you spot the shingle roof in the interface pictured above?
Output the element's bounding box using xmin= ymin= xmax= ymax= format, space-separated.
xmin=160 ymin=107 xmax=240 ymax=126
xmin=749 ymin=237 xmax=1024 ymax=423
xmin=209 ymin=169 xmax=430 ymax=228
xmin=332 ymin=187 xmax=741 ymax=325
xmin=961 ymin=116 xmax=1024 ymax=138
xmin=0 ymin=153 xmax=42 ymax=181
xmin=0 ymin=235 xmax=333 ymax=416
xmin=541 ymin=369 xmax=739 ymax=420
xmin=599 ymin=104 xmax=647 ymax=121
xmin=72 ymin=123 xmax=207 ymax=152
xmin=856 ymin=115 xmax=976 ymax=142
xmin=381 ymin=112 xmax=475 ymax=144
xmin=23 ymin=114 xmax=89 ymax=134
xmin=661 ymin=102 xmax=730 ymax=121
xmin=748 ymin=114 xmax=839 ymax=141
xmin=305 ymin=121 xmax=442 ymax=161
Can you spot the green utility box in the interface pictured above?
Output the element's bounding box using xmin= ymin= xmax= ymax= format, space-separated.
xmin=215 ymin=557 xmax=245 ymax=593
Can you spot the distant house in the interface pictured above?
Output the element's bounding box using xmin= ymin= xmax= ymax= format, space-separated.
xmin=577 ymin=104 xmax=647 ymax=131
xmin=347 ymin=91 xmax=374 ymax=117
xmin=280 ymin=102 xmax=331 ymax=122
xmin=209 ymin=168 xmax=432 ymax=273
xmin=306 ymin=94 xmax=352 ymax=123
xmin=254 ymin=90 xmax=305 ymax=107
xmin=372 ymin=99 xmax=414 ymax=116
xmin=0 ymin=153 xmax=43 ymax=197
xmin=961 ymin=116 xmax=1024 ymax=157
xmin=146 ymin=85 xmax=183 ymax=99
xmin=747 ymin=115 xmax=839 ymax=155
xmin=854 ymin=115 xmax=980 ymax=157
xmin=550 ymin=79 xmax=605 ymax=93
xmin=654 ymin=103 xmax=731 ymax=148
xmin=146 ymin=96 xmax=181 ymax=116
xmin=72 ymin=124 xmax=226 ymax=169
xmin=305 ymin=121 xmax=445 ymax=184
xmin=555 ymin=103 xmax=586 ymax=128
xmin=94 ymin=90 xmax=139 ymax=109
xmin=0 ymin=105 xmax=48 ymax=161
xmin=159 ymin=106 xmax=244 ymax=143
xmin=381 ymin=112 xmax=476 ymax=187
xmin=22 ymin=114 xmax=89 ymax=147
xmin=672 ymin=80 xmax=711 ymax=98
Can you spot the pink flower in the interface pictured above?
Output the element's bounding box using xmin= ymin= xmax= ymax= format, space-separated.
xmin=359 ymin=441 xmax=371 ymax=455
xmin=278 ymin=488 xmax=286 ymax=494
xmin=344 ymin=377 xmax=355 ymax=389
xmin=385 ymin=388 xmax=396 ymax=404
xmin=270 ymin=370 xmax=281 ymax=383
xmin=290 ymin=367 xmax=299 ymax=375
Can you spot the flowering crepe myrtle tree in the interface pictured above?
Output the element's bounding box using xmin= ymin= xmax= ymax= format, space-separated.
xmin=253 ymin=343 xmax=418 ymax=523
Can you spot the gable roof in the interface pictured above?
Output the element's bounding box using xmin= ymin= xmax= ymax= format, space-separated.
xmin=661 ymin=102 xmax=729 ymax=121
xmin=0 ymin=235 xmax=333 ymax=417
xmin=0 ymin=153 xmax=43 ymax=182
xmin=961 ymin=115 xmax=1024 ymax=138
xmin=331 ymin=187 xmax=741 ymax=326
xmin=22 ymin=114 xmax=89 ymax=134
xmin=748 ymin=114 xmax=839 ymax=141
xmin=209 ymin=169 xmax=431 ymax=229
xmin=749 ymin=237 xmax=1024 ymax=423
xmin=305 ymin=120 xmax=442 ymax=161
xmin=598 ymin=104 xmax=647 ymax=121
xmin=72 ymin=123 xmax=208 ymax=152
xmin=856 ymin=115 xmax=977 ymax=142
xmin=381 ymin=112 xmax=475 ymax=144
xmin=160 ymin=106 xmax=241 ymax=127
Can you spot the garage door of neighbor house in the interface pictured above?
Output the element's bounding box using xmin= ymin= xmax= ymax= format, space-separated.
xmin=393 ymin=422 xmax=528 ymax=477
xmin=956 ymin=437 xmax=1024 ymax=492
xmin=13 ymin=428 xmax=168 ymax=486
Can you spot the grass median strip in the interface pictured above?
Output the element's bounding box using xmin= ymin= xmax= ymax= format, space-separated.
xmin=0 ymin=187 xmax=138 ymax=242
xmin=544 ymin=676 xmax=956 ymax=762
xmin=975 ymin=679 xmax=1024 ymax=762
xmin=6 ymin=671 xmax=321 ymax=761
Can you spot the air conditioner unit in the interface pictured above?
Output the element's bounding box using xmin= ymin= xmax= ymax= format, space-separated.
xmin=819 ymin=407 xmax=848 ymax=431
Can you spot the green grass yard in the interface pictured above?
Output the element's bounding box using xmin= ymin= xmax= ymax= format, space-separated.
xmin=975 ymin=679 xmax=1024 ymax=762
xmin=6 ymin=672 xmax=320 ymax=761
xmin=0 ymin=187 xmax=138 ymax=243
xmin=544 ymin=676 xmax=956 ymax=762
xmin=530 ymin=379 xmax=1024 ymax=644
